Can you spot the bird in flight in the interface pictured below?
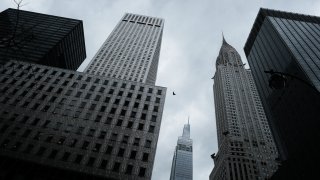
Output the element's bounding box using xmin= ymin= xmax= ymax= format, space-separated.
xmin=173 ymin=91 xmax=176 ymax=95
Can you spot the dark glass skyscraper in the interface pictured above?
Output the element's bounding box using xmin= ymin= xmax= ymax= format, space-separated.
xmin=244 ymin=8 xmax=320 ymax=179
xmin=210 ymin=37 xmax=277 ymax=180
xmin=170 ymin=121 xmax=193 ymax=180
xmin=0 ymin=8 xmax=86 ymax=70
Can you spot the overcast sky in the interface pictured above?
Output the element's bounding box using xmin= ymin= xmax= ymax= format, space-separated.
xmin=1 ymin=0 xmax=320 ymax=179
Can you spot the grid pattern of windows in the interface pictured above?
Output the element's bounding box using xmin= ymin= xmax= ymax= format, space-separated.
xmin=0 ymin=60 xmax=166 ymax=179
xmin=210 ymin=38 xmax=278 ymax=180
xmin=84 ymin=13 xmax=164 ymax=85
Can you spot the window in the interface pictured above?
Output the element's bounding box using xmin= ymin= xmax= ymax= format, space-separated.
xmin=105 ymin=117 xmax=113 ymax=124
xmin=82 ymin=141 xmax=90 ymax=149
xmin=126 ymin=164 xmax=133 ymax=174
xmin=31 ymin=118 xmax=41 ymax=126
xmin=110 ymin=133 xmax=117 ymax=141
xmin=120 ymin=110 xmax=126 ymax=116
xmin=86 ymin=157 xmax=95 ymax=167
xmin=116 ymin=120 xmax=123 ymax=126
xmin=99 ymin=160 xmax=108 ymax=169
xmin=153 ymin=106 xmax=158 ymax=112
xmin=87 ymin=129 xmax=95 ymax=137
xmin=156 ymin=97 xmax=160 ymax=103
xmin=149 ymin=125 xmax=155 ymax=133
xmin=100 ymin=106 xmax=106 ymax=112
xmin=117 ymin=148 xmax=125 ymax=157
xmin=76 ymin=127 xmax=84 ymax=135
xmin=74 ymin=154 xmax=83 ymax=164
xmin=120 ymin=135 xmax=129 ymax=144
xmin=138 ymin=167 xmax=146 ymax=177
xmin=134 ymin=138 xmax=140 ymax=146
xmin=112 ymin=162 xmax=121 ymax=172
xmin=157 ymin=90 xmax=162 ymax=95
xmin=142 ymin=153 xmax=149 ymax=162
xmin=105 ymin=146 xmax=113 ymax=154
xmin=127 ymin=121 xmax=133 ymax=128
xmin=98 ymin=131 xmax=107 ymax=139
xmin=57 ymin=137 xmax=66 ymax=145
xmin=130 ymin=150 xmax=137 ymax=159
xmin=151 ymin=115 xmax=157 ymax=122
xmin=138 ymin=123 xmax=144 ymax=131
xmin=145 ymin=140 xmax=151 ymax=148
xmin=93 ymin=143 xmax=101 ymax=152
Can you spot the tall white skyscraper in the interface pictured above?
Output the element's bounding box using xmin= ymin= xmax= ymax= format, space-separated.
xmin=170 ymin=121 xmax=193 ymax=180
xmin=210 ymin=37 xmax=278 ymax=180
xmin=85 ymin=13 xmax=164 ymax=85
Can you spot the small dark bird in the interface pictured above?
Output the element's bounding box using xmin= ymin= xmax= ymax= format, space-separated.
xmin=211 ymin=77 xmax=214 ymax=79
xmin=211 ymin=153 xmax=216 ymax=160
xmin=222 ymin=131 xmax=229 ymax=136
xmin=173 ymin=92 xmax=176 ymax=95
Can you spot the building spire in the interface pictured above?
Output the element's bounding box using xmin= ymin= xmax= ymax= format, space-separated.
xmin=188 ymin=115 xmax=190 ymax=125
xmin=222 ymin=32 xmax=227 ymax=45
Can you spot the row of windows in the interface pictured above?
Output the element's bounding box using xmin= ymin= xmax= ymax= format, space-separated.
xmin=0 ymin=139 xmax=147 ymax=177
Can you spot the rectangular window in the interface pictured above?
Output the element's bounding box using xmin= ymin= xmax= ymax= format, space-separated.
xmin=112 ymin=162 xmax=121 ymax=172
xmin=86 ymin=157 xmax=95 ymax=167
xmin=138 ymin=167 xmax=146 ymax=177
xmin=130 ymin=150 xmax=137 ymax=159
xmin=99 ymin=159 xmax=108 ymax=169
xmin=74 ymin=154 xmax=83 ymax=164
xmin=126 ymin=165 xmax=133 ymax=174
xmin=105 ymin=145 xmax=113 ymax=154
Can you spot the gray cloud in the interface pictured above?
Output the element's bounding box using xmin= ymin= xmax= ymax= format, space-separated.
xmin=1 ymin=0 xmax=319 ymax=179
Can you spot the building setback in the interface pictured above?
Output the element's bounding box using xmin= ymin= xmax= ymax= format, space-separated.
xmin=0 ymin=10 xmax=166 ymax=180
xmin=210 ymin=37 xmax=278 ymax=180
xmin=170 ymin=121 xmax=193 ymax=180
xmin=0 ymin=8 xmax=86 ymax=70
xmin=85 ymin=13 xmax=164 ymax=85
xmin=244 ymin=8 xmax=320 ymax=179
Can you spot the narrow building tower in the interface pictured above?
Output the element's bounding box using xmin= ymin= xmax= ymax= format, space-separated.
xmin=210 ymin=37 xmax=278 ymax=180
xmin=170 ymin=119 xmax=193 ymax=180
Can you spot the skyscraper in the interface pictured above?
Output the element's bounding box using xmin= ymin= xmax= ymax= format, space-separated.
xmin=244 ymin=8 xmax=320 ymax=179
xmin=210 ymin=37 xmax=278 ymax=180
xmin=0 ymin=8 xmax=86 ymax=70
xmin=85 ymin=13 xmax=163 ymax=85
xmin=170 ymin=121 xmax=193 ymax=180
xmin=0 ymin=11 xmax=166 ymax=180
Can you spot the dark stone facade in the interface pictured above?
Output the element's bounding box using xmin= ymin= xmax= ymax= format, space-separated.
xmin=0 ymin=60 xmax=166 ymax=180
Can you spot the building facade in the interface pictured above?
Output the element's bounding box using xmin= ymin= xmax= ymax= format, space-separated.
xmin=170 ymin=122 xmax=193 ymax=180
xmin=210 ymin=37 xmax=278 ymax=180
xmin=0 ymin=8 xmax=86 ymax=70
xmin=0 ymin=11 xmax=166 ymax=180
xmin=0 ymin=60 xmax=166 ymax=180
xmin=244 ymin=8 xmax=320 ymax=179
xmin=85 ymin=13 xmax=164 ymax=85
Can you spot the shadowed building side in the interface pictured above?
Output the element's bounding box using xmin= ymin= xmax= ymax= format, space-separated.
xmin=244 ymin=8 xmax=320 ymax=179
